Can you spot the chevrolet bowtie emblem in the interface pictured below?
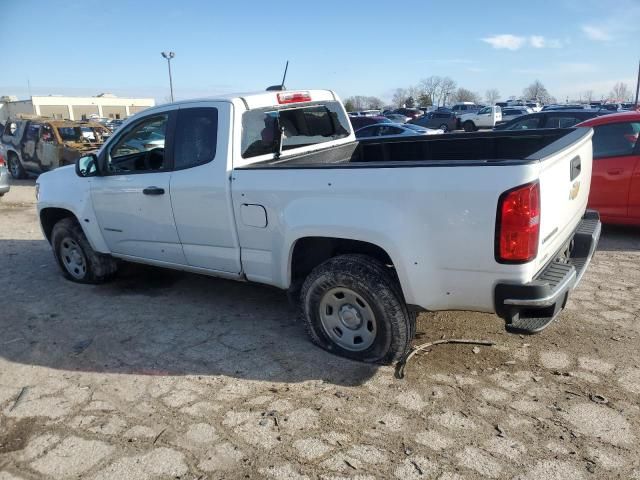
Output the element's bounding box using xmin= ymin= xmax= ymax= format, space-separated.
xmin=569 ymin=181 xmax=580 ymax=200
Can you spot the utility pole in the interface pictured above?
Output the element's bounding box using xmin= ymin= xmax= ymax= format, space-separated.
xmin=161 ymin=51 xmax=175 ymax=102
xmin=634 ymin=58 xmax=640 ymax=108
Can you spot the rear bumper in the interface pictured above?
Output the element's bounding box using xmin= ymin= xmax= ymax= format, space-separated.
xmin=494 ymin=210 xmax=601 ymax=333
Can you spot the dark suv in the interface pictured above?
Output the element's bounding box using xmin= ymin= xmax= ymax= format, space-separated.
xmin=409 ymin=111 xmax=457 ymax=132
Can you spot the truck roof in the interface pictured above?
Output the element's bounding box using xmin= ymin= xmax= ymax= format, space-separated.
xmin=150 ymin=89 xmax=338 ymax=112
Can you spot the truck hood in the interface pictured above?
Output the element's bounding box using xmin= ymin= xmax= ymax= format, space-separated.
xmin=38 ymin=164 xmax=75 ymax=184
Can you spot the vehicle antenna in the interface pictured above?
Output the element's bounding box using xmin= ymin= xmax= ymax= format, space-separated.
xmin=266 ymin=61 xmax=290 ymax=92
xmin=281 ymin=60 xmax=289 ymax=90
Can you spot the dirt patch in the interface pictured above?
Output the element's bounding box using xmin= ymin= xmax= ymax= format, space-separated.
xmin=0 ymin=417 xmax=37 ymax=455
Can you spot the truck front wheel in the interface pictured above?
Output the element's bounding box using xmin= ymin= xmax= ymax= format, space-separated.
xmin=463 ymin=121 xmax=476 ymax=132
xmin=300 ymin=254 xmax=415 ymax=364
xmin=8 ymin=152 xmax=26 ymax=179
xmin=51 ymin=217 xmax=118 ymax=284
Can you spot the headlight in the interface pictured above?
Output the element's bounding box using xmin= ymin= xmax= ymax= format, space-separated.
xmin=35 ymin=183 xmax=40 ymax=201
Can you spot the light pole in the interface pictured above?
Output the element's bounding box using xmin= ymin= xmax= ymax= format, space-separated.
xmin=161 ymin=51 xmax=175 ymax=102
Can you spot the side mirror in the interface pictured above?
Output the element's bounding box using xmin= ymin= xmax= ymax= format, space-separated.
xmin=76 ymin=153 xmax=99 ymax=177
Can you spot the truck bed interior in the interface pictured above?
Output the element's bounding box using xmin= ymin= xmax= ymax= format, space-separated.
xmin=241 ymin=128 xmax=586 ymax=169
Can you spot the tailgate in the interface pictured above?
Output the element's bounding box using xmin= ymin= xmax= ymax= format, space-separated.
xmin=529 ymin=127 xmax=594 ymax=270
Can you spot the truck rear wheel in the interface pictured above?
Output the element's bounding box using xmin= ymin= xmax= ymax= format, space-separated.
xmin=463 ymin=121 xmax=476 ymax=132
xmin=51 ymin=217 xmax=118 ymax=284
xmin=300 ymin=254 xmax=415 ymax=364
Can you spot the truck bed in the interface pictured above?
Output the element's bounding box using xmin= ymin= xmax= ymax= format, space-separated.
xmin=238 ymin=128 xmax=585 ymax=169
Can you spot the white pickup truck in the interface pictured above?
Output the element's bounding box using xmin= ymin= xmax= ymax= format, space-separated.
xmin=459 ymin=105 xmax=503 ymax=132
xmin=36 ymin=89 xmax=601 ymax=364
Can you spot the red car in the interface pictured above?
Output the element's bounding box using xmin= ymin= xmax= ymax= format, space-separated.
xmin=577 ymin=112 xmax=640 ymax=226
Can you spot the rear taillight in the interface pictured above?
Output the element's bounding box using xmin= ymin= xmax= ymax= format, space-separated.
xmin=277 ymin=91 xmax=312 ymax=104
xmin=496 ymin=181 xmax=540 ymax=263
xmin=0 ymin=153 xmax=5 ymax=167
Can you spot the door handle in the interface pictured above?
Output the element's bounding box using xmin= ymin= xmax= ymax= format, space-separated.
xmin=607 ymin=169 xmax=623 ymax=176
xmin=142 ymin=186 xmax=165 ymax=195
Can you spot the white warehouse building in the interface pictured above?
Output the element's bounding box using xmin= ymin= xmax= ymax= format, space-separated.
xmin=0 ymin=93 xmax=155 ymax=123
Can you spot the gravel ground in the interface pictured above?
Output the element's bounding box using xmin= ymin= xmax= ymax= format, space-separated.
xmin=1 ymin=180 xmax=639 ymax=480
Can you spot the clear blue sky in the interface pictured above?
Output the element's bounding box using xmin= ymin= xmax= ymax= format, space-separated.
xmin=1 ymin=0 xmax=638 ymax=104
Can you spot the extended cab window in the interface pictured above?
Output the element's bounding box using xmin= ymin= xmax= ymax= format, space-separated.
xmin=241 ymin=101 xmax=350 ymax=158
xmin=108 ymin=114 xmax=168 ymax=173
xmin=592 ymin=122 xmax=640 ymax=159
xmin=173 ymin=108 xmax=218 ymax=169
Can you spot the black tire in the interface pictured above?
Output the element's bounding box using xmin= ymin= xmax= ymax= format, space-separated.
xmin=51 ymin=217 xmax=118 ymax=284
xmin=300 ymin=254 xmax=415 ymax=364
xmin=439 ymin=123 xmax=449 ymax=133
xmin=8 ymin=152 xmax=26 ymax=179
xmin=463 ymin=121 xmax=476 ymax=132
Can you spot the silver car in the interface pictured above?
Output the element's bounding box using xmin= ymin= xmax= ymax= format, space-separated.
xmin=0 ymin=145 xmax=10 ymax=197
xmin=355 ymin=123 xmax=443 ymax=140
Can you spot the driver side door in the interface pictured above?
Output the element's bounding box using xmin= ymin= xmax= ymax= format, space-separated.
xmin=91 ymin=109 xmax=187 ymax=265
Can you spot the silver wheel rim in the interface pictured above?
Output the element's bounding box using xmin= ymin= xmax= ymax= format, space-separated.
xmin=60 ymin=237 xmax=87 ymax=279
xmin=319 ymin=287 xmax=377 ymax=351
xmin=440 ymin=124 xmax=448 ymax=132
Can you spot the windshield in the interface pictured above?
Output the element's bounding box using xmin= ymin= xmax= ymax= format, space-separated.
xmin=241 ymin=101 xmax=351 ymax=158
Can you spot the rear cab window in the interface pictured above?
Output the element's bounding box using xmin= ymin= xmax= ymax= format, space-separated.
xmin=241 ymin=101 xmax=351 ymax=159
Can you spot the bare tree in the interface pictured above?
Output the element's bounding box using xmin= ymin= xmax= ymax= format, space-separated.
xmin=523 ymin=80 xmax=553 ymax=104
xmin=452 ymin=87 xmax=481 ymax=104
xmin=407 ymin=85 xmax=421 ymax=101
xmin=343 ymin=98 xmax=356 ymax=112
xmin=610 ymin=82 xmax=631 ymax=101
xmin=417 ymin=93 xmax=433 ymax=106
xmin=436 ymin=77 xmax=457 ymax=106
xmin=419 ymin=76 xmax=441 ymax=106
xmin=344 ymin=96 xmax=385 ymax=111
xmin=392 ymin=88 xmax=408 ymax=108
xmin=485 ymin=88 xmax=500 ymax=105
xmin=365 ymin=96 xmax=384 ymax=109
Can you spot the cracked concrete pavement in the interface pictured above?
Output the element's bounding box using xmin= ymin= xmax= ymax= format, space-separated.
xmin=1 ymin=181 xmax=639 ymax=479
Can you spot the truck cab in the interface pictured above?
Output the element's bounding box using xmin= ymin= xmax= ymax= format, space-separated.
xmin=459 ymin=106 xmax=502 ymax=131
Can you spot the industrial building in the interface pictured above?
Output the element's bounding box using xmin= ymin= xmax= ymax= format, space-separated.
xmin=0 ymin=93 xmax=155 ymax=123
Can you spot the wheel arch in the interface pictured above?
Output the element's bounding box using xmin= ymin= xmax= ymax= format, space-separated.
xmin=40 ymin=207 xmax=78 ymax=244
xmin=6 ymin=148 xmax=20 ymax=160
xmin=288 ymin=236 xmax=402 ymax=295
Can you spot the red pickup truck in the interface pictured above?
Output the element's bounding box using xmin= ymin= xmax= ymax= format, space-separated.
xmin=578 ymin=111 xmax=640 ymax=226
